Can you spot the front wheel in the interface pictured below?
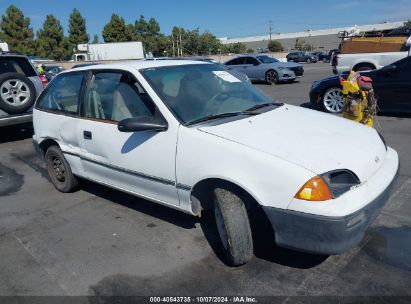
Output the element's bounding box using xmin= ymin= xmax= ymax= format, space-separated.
xmin=213 ymin=187 xmax=253 ymax=266
xmin=45 ymin=146 xmax=79 ymax=193
xmin=306 ymin=58 xmax=312 ymax=64
xmin=322 ymin=87 xmax=344 ymax=113
xmin=265 ymin=70 xmax=279 ymax=85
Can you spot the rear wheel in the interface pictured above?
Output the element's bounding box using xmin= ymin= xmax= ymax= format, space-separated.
xmin=265 ymin=70 xmax=279 ymax=84
xmin=0 ymin=73 xmax=36 ymax=114
xmin=322 ymin=87 xmax=344 ymax=113
xmin=45 ymin=146 xmax=79 ymax=193
xmin=213 ymin=187 xmax=253 ymax=266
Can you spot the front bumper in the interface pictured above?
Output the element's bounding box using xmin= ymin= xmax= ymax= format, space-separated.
xmin=262 ymin=152 xmax=399 ymax=255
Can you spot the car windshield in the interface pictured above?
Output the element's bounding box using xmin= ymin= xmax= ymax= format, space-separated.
xmin=141 ymin=64 xmax=276 ymax=125
xmin=256 ymin=56 xmax=279 ymax=64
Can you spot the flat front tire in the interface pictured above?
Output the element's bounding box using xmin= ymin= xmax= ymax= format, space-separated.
xmin=45 ymin=146 xmax=79 ymax=193
xmin=213 ymin=187 xmax=253 ymax=266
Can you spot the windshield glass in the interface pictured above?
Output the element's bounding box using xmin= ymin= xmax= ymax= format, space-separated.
xmin=141 ymin=64 xmax=274 ymax=124
xmin=256 ymin=56 xmax=279 ymax=64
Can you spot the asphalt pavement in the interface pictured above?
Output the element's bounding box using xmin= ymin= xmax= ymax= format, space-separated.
xmin=0 ymin=62 xmax=410 ymax=302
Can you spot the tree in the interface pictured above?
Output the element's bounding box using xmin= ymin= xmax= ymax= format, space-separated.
xmin=294 ymin=38 xmax=305 ymax=50
xmin=68 ymin=9 xmax=89 ymax=48
xmin=224 ymin=42 xmax=246 ymax=54
xmin=0 ymin=5 xmax=35 ymax=54
xmin=268 ymin=40 xmax=283 ymax=52
xmin=102 ymin=14 xmax=127 ymax=42
xmin=36 ymin=15 xmax=70 ymax=60
xmin=92 ymin=34 xmax=99 ymax=44
xmin=404 ymin=20 xmax=411 ymax=29
xmin=246 ymin=48 xmax=254 ymax=53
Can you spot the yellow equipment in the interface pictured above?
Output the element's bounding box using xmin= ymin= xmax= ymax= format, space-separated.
xmin=341 ymin=71 xmax=376 ymax=128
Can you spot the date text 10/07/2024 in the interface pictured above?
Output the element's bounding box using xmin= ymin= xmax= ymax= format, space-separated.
xmin=149 ymin=297 xmax=258 ymax=303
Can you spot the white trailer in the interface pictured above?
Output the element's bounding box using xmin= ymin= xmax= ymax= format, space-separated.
xmin=0 ymin=42 xmax=9 ymax=52
xmin=72 ymin=42 xmax=145 ymax=62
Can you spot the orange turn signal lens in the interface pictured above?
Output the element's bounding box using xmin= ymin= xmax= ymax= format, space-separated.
xmin=294 ymin=176 xmax=333 ymax=201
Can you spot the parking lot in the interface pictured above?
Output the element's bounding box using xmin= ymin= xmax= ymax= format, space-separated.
xmin=1 ymin=62 xmax=410 ymax=301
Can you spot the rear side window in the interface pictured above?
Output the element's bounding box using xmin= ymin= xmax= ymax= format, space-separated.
xmin=36 ymin=72 xmax=85 ymax=115
xmin=226 ymin=57 xmax=245 ymax=65
xmin=0 ymin=57 xmax=37 ymax=77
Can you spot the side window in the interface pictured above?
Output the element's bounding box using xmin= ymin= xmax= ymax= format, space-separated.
xmin=245 ymin=57 xmax=259 ymax=65
xmin=36 ymin=72 xmax=84 ymax=114
xmin=84 ymin=71 xmax=153 ymax=122
xmin=228 ymin=57 xmax=245 ymax=65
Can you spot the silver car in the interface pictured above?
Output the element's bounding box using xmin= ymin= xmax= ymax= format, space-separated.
xmin=0 ymin=54 xmax=44 ymax=127
xmin=224 ymin=54 xmax=304 ymax=84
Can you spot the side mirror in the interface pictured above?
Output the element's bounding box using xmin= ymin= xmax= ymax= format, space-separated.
xmin=118 ymin=116 xmax=168 ymax=132
xmin=381 ymin=64 xmax=398 ymax=75
xmin=253 ymin=62 xmax=260 ymax=66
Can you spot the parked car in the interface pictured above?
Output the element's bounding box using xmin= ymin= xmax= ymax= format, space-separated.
xmin=286 ymin=51 xmax=318 ymax=63
xmin=310 ymin=55 xmax=411 ymax=113
xmin=311 ymin=51 xmax=330 ymax=62
xmin=224 ymin=54 xmax=304 ymax=84
xmin=0 ymin=54 xmax=46 ymax=127
xmin=33 ymin=60 xmax=399 ymax=266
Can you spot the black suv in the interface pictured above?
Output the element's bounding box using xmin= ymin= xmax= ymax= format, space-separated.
xmin=0 ymin=54 xmax=46 ymax=127
xmin=286 ymin=51 xmax=318 ymax=63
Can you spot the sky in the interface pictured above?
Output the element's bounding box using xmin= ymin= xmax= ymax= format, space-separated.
xmin=1 ymin=0 xmax=410 ymax=39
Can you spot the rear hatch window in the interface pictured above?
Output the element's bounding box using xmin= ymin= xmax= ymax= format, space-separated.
xmin=0 ymin=57 xmax=37 ymax=77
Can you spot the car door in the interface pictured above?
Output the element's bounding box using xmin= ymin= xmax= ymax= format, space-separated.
xmin=225 ymin=57 xmax=246 ymax=72
xmin=372 ymin=57 xmax=411 ymax=113
xmin=34 ymin=71 xmax=87 ymax=176
xmin=243 ymin=57 xmax=261 ymax=79
xmin=77 ymin=69 xmax=180 ymax=206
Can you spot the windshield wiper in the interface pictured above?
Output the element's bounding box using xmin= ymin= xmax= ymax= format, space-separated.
xmin=186 ymin=111 xmax=258 ymax=126
xmin=245 ymin=102 xmax=283 ymax=112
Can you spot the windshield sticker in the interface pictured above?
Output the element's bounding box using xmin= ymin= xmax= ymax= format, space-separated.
xmin=212 ymin=71 xmax=241 ymax=83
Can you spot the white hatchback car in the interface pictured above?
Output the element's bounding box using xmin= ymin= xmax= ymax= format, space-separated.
xmin=33 ymin=60 xmax=399 ymax=266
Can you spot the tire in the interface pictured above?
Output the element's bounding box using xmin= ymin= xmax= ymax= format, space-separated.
xmin=0 ymin=73 xmax=36 ymax=114
xmin=322 ymin=87 xmax=344 ymax=113
xmin=265 ymin=70 xmax=279 ymax=85
xmin=306 ymin=58 xmax=312 ymax=64
xmin=323 ymin=58 xmax=328 ymax=63
xmin=45 ymin=145 xmax=79 ymax=193
xmin=213 ymin=187 xmax=253 ymax=266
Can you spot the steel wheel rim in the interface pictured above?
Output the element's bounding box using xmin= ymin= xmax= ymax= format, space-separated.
xmin=266 ymin=71 xmax=277 ymax=84
xmin=214 ymin=203 xmax=229 ymax=250
xmin=0 ymin=79 xmax=31 ymax=106
xmin=323 ymin=87 xmax=344 ymax=113
xmin=48 ymin=155 xmax=66 ymax=183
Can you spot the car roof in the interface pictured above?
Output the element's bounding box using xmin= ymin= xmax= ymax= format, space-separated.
xmin=65 ymin=59 xmax=210 ymax=73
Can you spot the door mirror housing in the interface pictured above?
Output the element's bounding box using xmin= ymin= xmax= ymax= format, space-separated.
xmin=118 ymin=116 xmax=168 ymax=132
xmin=381 ymin=64 xmax=398 ymax=75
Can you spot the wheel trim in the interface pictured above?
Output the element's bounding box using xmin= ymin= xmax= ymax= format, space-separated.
xmin=0 ymin=79 xmax=31 ymax=106
xmin=323 ymin=88 xmax=344 ymax=113
xmin=266 ymin=71 xmax=277 ymax=83
xmin=214 ymin=203 xmax=229 ymax=250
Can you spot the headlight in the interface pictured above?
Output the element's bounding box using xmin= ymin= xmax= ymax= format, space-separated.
xmin=311 ymin=81 xmax=320 ymax=90
xmin=295 ymin=170 xmax=360 ymax=201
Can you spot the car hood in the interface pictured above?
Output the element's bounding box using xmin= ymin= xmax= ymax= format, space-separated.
xmin=197 ymin=105 xmax=386 ymax=182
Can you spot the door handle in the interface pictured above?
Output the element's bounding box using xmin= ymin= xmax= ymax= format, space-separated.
xmin=83 ymin=131 xmax=92 ymax=140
